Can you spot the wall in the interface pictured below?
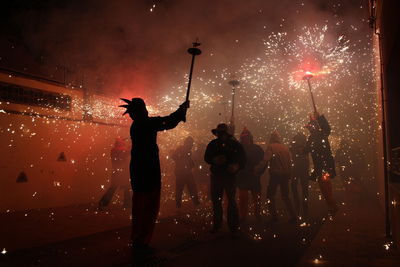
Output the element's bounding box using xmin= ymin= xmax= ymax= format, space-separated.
xmin=0 ymin=71 xmax=129 ymax=212
xmin=376 ymin=0 xmax=400 ymax=244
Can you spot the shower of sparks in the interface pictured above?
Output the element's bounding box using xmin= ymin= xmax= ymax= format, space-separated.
xmin=149 ymin=23 xmax=379 ymax=213
xmin=0 ymin=12 xmax=381 ymax=258
xmin=157 ymin=24 xmax=378 ymax=150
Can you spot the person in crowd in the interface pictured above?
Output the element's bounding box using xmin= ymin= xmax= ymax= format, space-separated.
xmin=305 ymin=112 xmax=338 ymax=214
xmin=171 ymin=136 xmax=200 ymax=209
xmin=119 ymin=97 xmax=189 ymax=253
xmin=204 ymin=123 xmax=246 ymax=234
xmin=192 ymin=142 xmax=209 ymax=199
xmin=264 ymin=131 xmax=297 ymax=223
xmin=290 ymin=132 xmax=310 ymax=218
xmin=99 ymin=137 xmax=131 ymax=209
xmin=236 ymin=127 xmax=265 ymax=223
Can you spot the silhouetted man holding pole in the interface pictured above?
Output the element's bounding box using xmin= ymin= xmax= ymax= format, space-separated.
xmin=305 ymin=112 xmax=338 ymax=214
xmin=120 ymin=98 xmax=189 ymax=253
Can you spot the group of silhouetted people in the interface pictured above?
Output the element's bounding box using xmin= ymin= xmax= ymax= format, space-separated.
xmin=99 ymin=98 xmax=342 ymax=254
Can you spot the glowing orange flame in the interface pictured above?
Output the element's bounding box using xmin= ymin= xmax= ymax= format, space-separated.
xmin=322 ymin=172 xmax=330 ymax=181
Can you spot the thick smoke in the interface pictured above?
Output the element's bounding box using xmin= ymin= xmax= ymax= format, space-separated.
xmin=1 ymin=0 xmax=368 ymax=99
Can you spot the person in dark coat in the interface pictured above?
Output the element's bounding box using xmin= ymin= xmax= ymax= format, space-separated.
xmin=171 ymin=136 xmax=200 ymax=208
xmin=120 ymin=97 xmax=189 ymax=252
xmin=192 ymin=142 xmax=209 ymax=198
xmin=236 ymin=127 xmax=264 ymax=222
xmin=99 ymin=137 xmax=131 ymax=209
xmin=304 ymin=112 xmax=338 ymax=214
xmin=290 ymin=132 xmax=310 ymax=218
xmin=264 ymin=131 xmax=296 ymax=223
xmin=204 ymin=123 xmax=246 ymax=234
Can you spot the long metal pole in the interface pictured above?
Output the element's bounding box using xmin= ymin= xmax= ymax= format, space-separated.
xmin=185 ymin=42 xmax=202 ymax=102
xmin=186 ymin=54 xmax=197 ymax=102
xmin=306 ymin=78 xmax=318 ymax=114
xmin=231 ymin=87 xmax=235 ymax=122
xmin=228 ymin=79 xmax=239 ymax=136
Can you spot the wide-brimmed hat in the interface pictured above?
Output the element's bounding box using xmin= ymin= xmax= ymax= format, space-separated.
xmin=211 ymin=123 xmax=230 ymax=136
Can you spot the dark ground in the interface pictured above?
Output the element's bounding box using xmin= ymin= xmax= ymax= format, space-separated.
xmin=0 ymin=181 xmax=399 ymax=267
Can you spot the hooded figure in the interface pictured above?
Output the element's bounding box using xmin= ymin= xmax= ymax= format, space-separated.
xmin=120 ymin=97 xmax=189 ymax=252
xmin=204 ymin=123 xmax=246 ymax=234
xmin=264 ymin=131 xmax=296 ymax=223
xmin=304 ymin=113 xmax=338 ymax=214
xmin=290 ymin=132 xmax=310 ymax=217
xmin=236 ymin=128 xmax=264 ymax=222
xmin=191 ymin=142 xmax=209 ymax=196
xmin=99 ymin=138 xmax=131 ymax=209
xmin=171 ymin=136 xmax=200 ymax=208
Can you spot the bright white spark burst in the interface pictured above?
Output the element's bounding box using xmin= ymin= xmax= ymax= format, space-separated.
xmin=157 ymin=24 xmax=377 ymax=148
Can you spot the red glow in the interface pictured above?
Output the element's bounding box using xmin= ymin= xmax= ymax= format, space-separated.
xmin=322 ymin=173 xmax=330 ymax=181
xmin=292 ymin=59 xmax=331 ymax=81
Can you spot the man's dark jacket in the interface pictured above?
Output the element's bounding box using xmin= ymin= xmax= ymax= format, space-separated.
xmin=305 ymin=115 xmax=336 ymax=180
xmin=204 ymin=137 xmax=246 ymax=177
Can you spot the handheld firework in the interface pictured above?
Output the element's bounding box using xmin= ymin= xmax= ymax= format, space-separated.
xmin=183 ymin=40 xmax=201 ymax=122
xmin=303 ymin=71 xmax=318 ymax=114
xmin=185 ymin=40 xmax=202 ymax=102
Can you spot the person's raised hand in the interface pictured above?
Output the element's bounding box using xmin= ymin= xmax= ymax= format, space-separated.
xmin=181 ymin=100 xmax=190 ymax=109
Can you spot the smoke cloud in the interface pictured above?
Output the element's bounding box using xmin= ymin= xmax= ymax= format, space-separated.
xmin=1 ymin=0 xmax=369 ymax=101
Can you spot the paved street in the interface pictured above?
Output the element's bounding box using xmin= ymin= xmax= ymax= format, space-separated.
xmin=1 ymin=182 xmax=399 ymax=266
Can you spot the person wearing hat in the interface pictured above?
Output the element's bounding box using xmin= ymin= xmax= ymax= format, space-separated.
xmin=204 ymin=123 xmax=246 ymax=234
xmin=236 ymin=127 xmax=265 ymax=223
xmin=264 ymin=131 xmax=296 ymax=223
xmin=304 ymin=111 xmax=338 ymax=214
xmin=171 ymin=136 xmax=200 ymax=209
xmin=98 ymin=137 xmax=131 ymax=209
xmin=119 ymin=97 xmax=189 ymax=252
xmin=290 ymin=132 xmax=310 ymax=218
